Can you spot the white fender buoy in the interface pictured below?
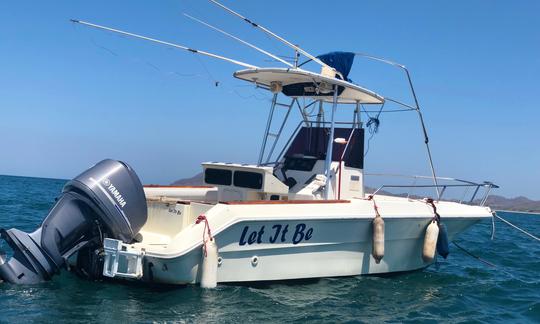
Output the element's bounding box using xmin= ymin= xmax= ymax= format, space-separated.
xmin=200 ymin=238 xmax=218 ymax=288
xmin=372 ymin=216 xmax=385 ymax=264
xmin=422 ymin=220 xmax=439 ymax=263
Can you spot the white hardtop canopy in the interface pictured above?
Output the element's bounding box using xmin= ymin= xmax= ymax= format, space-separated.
xmin=234 ymin=68 xmax=385 ymax=105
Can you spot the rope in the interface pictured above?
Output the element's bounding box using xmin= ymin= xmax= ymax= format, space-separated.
xmin=425 ymin=198 xmax=441 ymax=223
xmin=366 ymin=117 xmax=380 ymax=132
xmin=195 ymin=215 xmax=214 ymax=257
xmin=491 ymin=213 xmax=496 ymax=240
xmin=89 ymin=36 xmax=118 ymax=57
xmin=363 ymin=103 xmax=384 ymax=157
xmin=452 ymin=241 xmax=531 ymax=282
xmin=452 ymin=241 xmax=497 ymax=268
xmin=494 ymin=213 xmax=540 ymax=242
xmin=194 ymin=55 xmax=220 ymax=87
xmin=366 ymin=195 xmax=381 ymax=217
xmin=452 ymin=213 xmax=539 ymax=280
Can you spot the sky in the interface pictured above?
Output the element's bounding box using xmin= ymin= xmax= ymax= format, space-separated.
xmin=0 ymin=1 xmax=539 ymax=199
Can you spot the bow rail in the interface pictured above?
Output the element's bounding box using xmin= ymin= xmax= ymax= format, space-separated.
xmin=365 ymin=173 xmax=498 ymax=206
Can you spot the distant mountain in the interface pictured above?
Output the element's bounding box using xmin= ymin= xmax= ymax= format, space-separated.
xmin=483 ymin=195 xmax=540 ymax=213
xmin=171 ymin=172 xmax=204 ymax=186
xmin=170 ymin=174 xmax=540 ymax=213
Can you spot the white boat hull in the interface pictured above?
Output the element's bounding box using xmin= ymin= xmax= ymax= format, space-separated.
xmin=132 ymin=197 xmax=491 ymax=285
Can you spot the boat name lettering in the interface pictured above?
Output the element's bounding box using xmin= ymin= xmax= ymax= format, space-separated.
xmin=239 ymin=224 xmax=313 ymax=246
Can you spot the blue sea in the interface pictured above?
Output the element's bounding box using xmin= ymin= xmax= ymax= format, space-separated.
xmin=0 ymin=174 xmax=538 ymax=323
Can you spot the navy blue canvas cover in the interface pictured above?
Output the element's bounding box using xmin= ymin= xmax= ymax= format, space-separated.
xmin=317 ymin=52 xmax=355 ymax=81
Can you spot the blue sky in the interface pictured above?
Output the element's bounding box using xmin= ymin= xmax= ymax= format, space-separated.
xmin=0 ymin=1 xmax=539 ymax=199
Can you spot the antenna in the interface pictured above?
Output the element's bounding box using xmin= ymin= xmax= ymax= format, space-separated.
xmin=183 ymin=13 xmax=294 ymax=68
xmin=208 ymin=0 xmax=333 ymax=71
xmin=70 ymin=19 xmax=258 ymax=69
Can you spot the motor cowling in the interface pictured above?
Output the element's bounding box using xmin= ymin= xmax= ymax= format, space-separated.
xmin=0 ymin=159 xmax=147 ymax=284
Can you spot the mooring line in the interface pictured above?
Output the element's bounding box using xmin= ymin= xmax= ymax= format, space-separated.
xmin=452 ymin=241 xmax=497 ymax=268
xmin=452 ymin=241 xmax=534 ymax=283
xmin=453 ymin=213 xmax=538 ymax=281
xmin=494 ymin=213 xmax=540 ymax=242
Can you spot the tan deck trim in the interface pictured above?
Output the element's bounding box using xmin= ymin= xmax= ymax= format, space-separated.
xmin=221 ymin=199 xmax=350 ymax=205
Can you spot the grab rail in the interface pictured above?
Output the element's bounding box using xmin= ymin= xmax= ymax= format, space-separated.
xmin=365 ymin=173 xmax=498 ymax=206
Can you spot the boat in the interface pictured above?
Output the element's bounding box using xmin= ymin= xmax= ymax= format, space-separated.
xmin=0 ymin=1 xmax=497 ymax=287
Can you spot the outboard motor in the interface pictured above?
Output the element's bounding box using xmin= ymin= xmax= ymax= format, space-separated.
xmin=0 ymin=159 xmax=147 ymax=284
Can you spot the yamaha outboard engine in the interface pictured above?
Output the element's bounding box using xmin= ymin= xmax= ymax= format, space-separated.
xmin=0 ymin=159 xmax=147 ymax=284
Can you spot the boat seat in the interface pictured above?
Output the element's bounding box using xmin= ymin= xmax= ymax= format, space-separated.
xmin=291 ymin=174 xmax=326 ymax=200
xmin=279 ymin=164 xmax=297 ymax=189
xmin=284 ymin=177 xmax=297 ymax=189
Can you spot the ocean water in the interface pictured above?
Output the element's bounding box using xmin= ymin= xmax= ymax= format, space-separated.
xmin=0 ymin=174 xmax=538 ymax=323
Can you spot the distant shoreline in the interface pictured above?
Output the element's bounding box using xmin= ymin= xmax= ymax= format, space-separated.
xmin=0 ymin=173 xmax=67 ymax=182
xmin=496 ymin=210 xmax=540 ymax=215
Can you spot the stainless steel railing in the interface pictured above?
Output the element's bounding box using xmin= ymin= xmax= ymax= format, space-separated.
xmin=364 ymin=173 xmax=498 ymax=206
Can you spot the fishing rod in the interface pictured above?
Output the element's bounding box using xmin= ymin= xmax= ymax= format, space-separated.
xmin=208 ymin=0 xmax=333 ymax=71
xmin=70 ymin=19 xmax=258 ymax=69
xmin=353 ymin=52 xmax=406 ymax=68
xmin=183 ymin=13 xmax=294 ymax=68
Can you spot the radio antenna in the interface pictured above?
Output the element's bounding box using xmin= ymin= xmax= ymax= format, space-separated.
xmin=183 ymin=13 xmax=294 ymax=68
xmin=208 ymin=0 xmax=332 ymax=70
xmin=70 ymin=19 xmax=258 ymax=69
